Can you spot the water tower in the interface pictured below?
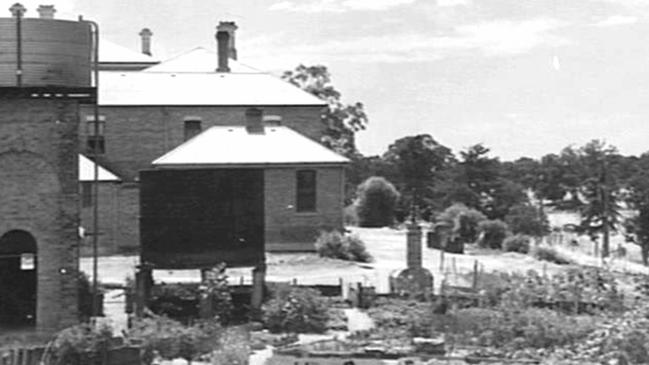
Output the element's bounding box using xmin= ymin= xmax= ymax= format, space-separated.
xmin=0 ymin=3 xmax=95 ymax=332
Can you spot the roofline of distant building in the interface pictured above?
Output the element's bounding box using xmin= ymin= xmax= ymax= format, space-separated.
xmin=96 ymin=103 xmax=328 ymax=107
xmin=151 ymin=162 xmax=349 ymax=169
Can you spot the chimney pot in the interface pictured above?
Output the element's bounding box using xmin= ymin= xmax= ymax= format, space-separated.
xmin=216 ymin=30 xmax=230 ymax=72
xmin=245 ymin=108 xmax=264 ymax=134
xmin=37 ymin=5 xmax=55 ymax=19
xmin=139 ymin=28 xmax=153 ymax=56
xmin=9 ymin=3 xmax=26 ymax=18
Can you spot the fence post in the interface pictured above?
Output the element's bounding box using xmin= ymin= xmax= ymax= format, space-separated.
xmin=472 ymin=260 xmax=479 ymax=290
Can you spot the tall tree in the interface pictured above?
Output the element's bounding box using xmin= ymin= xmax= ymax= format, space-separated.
xmin=624 ymin=153 xmax=649 ymax=265
xmin=382 ymin=134 xmax=455 ymax=217
xmin=282 ymin=65 xmax=368 ymax=157
xmin=577 ymin=140 xmax=621 ymax=257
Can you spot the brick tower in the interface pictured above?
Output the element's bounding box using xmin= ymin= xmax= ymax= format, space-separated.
xmin=0 ymin=4 xmax=95 ymax=332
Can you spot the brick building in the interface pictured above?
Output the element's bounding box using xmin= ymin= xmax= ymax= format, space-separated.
xmin=80 ymin=22 xmax=346 ymax=254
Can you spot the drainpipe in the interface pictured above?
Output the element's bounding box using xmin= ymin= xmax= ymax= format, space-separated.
xmin=9 ymin=3 xmax=26 ymax=87
xmin=84 ymin=18 xmax=101 ymax=319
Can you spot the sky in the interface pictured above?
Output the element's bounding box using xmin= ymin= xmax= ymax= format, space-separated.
xmin=13 ymin=0 xmax=649 ymax=161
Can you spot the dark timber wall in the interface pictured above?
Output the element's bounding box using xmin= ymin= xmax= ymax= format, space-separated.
xmin=139 ymin=169 xmax=264 ymax=269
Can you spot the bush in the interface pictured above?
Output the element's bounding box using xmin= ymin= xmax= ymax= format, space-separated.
xmin=436 ymin=203 xmax=487 ymax=243
xmin=450 ymin=307 xmax=595 ymax=350
xmin=128 ymin=315 xmax=222 ymax=364
xmin=263 ymin=287 xmax=330 ymax=334
xmin=49 ymin=323 xmax=114 ymax=365
xmin=503 ymin=234 xmax=531 ymax=254
xmin=532 ymin=245 xmax=572 ymax=265
xmin=356 ymin=176 xmax=400 ymax=227
xmin=315 ymin=230 xmax=372 ymax=263
xmin=477 ymin=220 xmax=508 ymax=249
xmin=505 ymin=204 xmax=550 ymax=237
xmin=211 ymin=327 xmax=250 ymax=365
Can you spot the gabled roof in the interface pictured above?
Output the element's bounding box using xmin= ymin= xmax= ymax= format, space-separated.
xmin=98 ymin=71 xmax=327 ymax=106
xmin=153 ymin=126 xmax=349 ymax=167
xmin=79 ymin=154 xmax=121 ymax=182
xmin=142 ymin=47 xmax=259 ymax=73
xmin=99 ymin=39 xmax=159 ymax=67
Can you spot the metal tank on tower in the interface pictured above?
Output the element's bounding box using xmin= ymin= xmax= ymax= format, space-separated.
xmin=0 ymin=3 xmax=96 ymax=332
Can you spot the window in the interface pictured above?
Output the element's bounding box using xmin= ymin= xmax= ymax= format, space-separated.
xmin=296 ymin=170 xmax=317 ymax=212
xmin=86 ymin=115 xmax=106 ymax=154
xmin=184 ymin=118 xmax=202 ymax=141
xmin=263 ymin=115 xmax=282 ymax=126
xmin=81 ymin=182 xmax=93 ymax=207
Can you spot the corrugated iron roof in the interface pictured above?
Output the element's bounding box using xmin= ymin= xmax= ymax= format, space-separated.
xmin=153 ymin=126 xmax=349 ymax=166
xmin=99 ymin=39 xmax=159 ymax=64
xmin=98 ymin=71 xmax=326 ymax=106
xmin=79 ymin=154 xmax=121 ymax=182
xmin=142 ymin=47 xmax=259 ymax=73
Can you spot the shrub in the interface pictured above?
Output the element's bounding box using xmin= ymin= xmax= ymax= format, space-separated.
xmin=263 ymin=287 xmax=330 ymax=334
xmin=477 ymin=220 xmax=508 ymax=249
xmin=49 ymin=323 xmax=114 ymax=365
xmin=504 ymin=204 xmax=550 ymax=237
xmin=211 ymin=327 xmax=250 ymax=365
xmin=532 ymin=245 xmax=572 ymax=265
xmin=343 ymin=204 xmax=359 ymax=226
xmin=449 ymin=307 xmax=595 ymax=350
xmin=356 ymin=176 xmax=400 ymax=227
xmin=315 ymin=230 xmax=372 ymax=263
xmin=128 ymin=315 xmax=222 ymax=364
xmin=503 ymin=234 xmax=531 ymax=254
xmin=436 ymin=203 xmax=487 ymax=243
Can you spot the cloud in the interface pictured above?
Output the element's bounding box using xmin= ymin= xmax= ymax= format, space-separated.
xmin=244 ymin=17 xmax=568 ymax=69
xmin=592 ymin=15 xmax=638 ymax=27
xmin=269 ymin=0 xmax=416 ymax=13
xmin=437 ymin=0 xmax=470 ymax=7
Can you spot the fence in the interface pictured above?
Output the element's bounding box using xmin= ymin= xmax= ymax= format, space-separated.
xmin=0 ymin=346 xmax=141 ymax=365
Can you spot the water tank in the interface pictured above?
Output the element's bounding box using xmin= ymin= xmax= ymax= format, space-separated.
xmin=0 ymin=18 xmax=92 ymax=87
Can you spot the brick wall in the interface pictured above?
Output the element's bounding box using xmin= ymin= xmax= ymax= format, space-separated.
xmin=265 ymin=166 xmax=345 ymax=251
xmin=80 ymin=182 xmax=119 ymax=256
xmin=0 ymin=98 xmax=80 ymax=332
xmin=79 ymin=105 xmax=326 ymax=180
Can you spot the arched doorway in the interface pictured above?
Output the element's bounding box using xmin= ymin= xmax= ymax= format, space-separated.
xmin=0 ymin=230 xmax=37 ymax=326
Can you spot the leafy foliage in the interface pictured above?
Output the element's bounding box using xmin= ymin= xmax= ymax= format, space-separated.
xmin=505 ymin=203 xmax=550 ymax=237
xmin=503 ymin=234 xmax=531 ymax=254
xmin=355 ymin=176 xmax=400 ymax=227
xmin=128 ymin=315 xmax=222 ymax=364
xmin=532 ymin=245 xmax=572 ymax=265
xmin=436 ymin=203 xmax=487 ymax=244
xmin=282 ymin=64 xmax=367 ymax=157
xmin=315 ymin=230 xmax=372 ymax=262
xmin=263 ymin=286 xmax=330 ymax=334
xmin=477 ymin=219 xmax=508 ymax=249
xmin=49 ymin=323 xmax=114 ymax=365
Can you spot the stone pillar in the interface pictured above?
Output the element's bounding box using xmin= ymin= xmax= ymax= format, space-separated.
xmin=250 ymin=262 xmax=266 ymax=318
xmin=406 ymin=223 xmax=422 ymax=269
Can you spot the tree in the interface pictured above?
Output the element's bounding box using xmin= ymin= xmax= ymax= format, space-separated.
xmin=624 ymin=153 xmax=649 ymax=265
xmin=578 ymin=140 xmax=621 ymax=257
xmin=436 ymin=203 xmax=487 ymax=244
xmin=382 ymin=134 xmax=454 ymax=217
xmin=282 ymin=65 xmax=368 ymax=157
xmin=356 ymin=176 xmax=400 ymax=227
xmin=505 ymin=203 xmax=550 ymax=237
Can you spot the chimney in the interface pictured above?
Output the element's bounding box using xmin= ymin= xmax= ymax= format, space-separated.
xmin=217 ymin=21 xmax=238 ymax=60
xmin=245 ymin=108 xmax=264 ymax=134
xmin=37 ymin=4 xmax=55 ymax=19
xmin=139 ymin=28 xmax=153 ymax=56
xmin=216 ymin=30 xmax=230 ymax=72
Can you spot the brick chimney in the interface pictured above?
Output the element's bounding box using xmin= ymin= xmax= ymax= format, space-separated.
xmin=216 ymin=30 xmax=230 ymax=72
xmin=37 ymin=5 xmax=55 ymax=19
xmin=245 ymin=108 xmax=264 ymax=134
xmin=217 ymin=21 xmax=238 ymax=60
xmin=139 ymin=28 xmax=153 ymax=56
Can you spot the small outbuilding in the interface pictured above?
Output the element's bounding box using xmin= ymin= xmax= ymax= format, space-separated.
xmin=139 ymin=108 xmax=349 ymax=270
